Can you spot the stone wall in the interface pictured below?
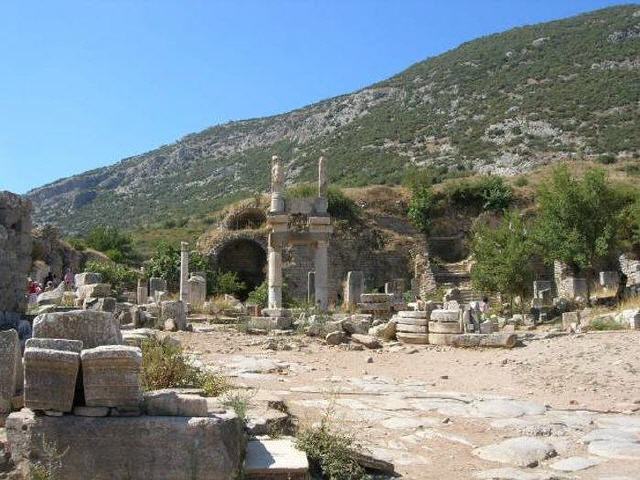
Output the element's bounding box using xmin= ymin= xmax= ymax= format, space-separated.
xmin=0 ymin=192 xmax=32 ymax=322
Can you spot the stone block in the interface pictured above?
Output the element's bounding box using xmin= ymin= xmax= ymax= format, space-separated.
xmin=244 ymin=438 xmax=309 ymax=480
xmin=24 ymin=347 xmax=79 ymax=413
xmin=343 ymin=315 xmax=372 ymax=334
xmin=360 ymin=293 xmax=392 ymax=304
xmin=622 ymin=309 xmax=640 ymax=329
xmin=187 ymin=275 xmax=207 ymax=308
xmin=0 ymin=329 xmax=20 ymax=414
xmin=33 ymin=310 xmax=122 ymax=348
xmin=430 ymin=309 xmax=460 ymax=323
xmin=143 ymin=389 xmax=210 ymax=417
xmin=83 ymin=296 xmax=117 ymax=312
xmin=395 ymin=323 xmax=428 ymax=334
xmin=36 ymin=282 xmax=66 ymax=306
xmin=396 ymin=332 xmax=429 ymax=344
xmin=160 ymin=300 xmax=187 ymax=331
xmin=562 ymin=311 xmax=580 ymax=330
xmin=393 ymin=316 xmax=428 ymax=326
xmin=357 ymin=302 xmax=391 ymax=312
xmin=350 ymin=334 xmax=381 ymax=349
xmin=562 ymin=277 xmax=588 ymax=300
xmin=428 ymin=321 xmax=461 ymax=334
xmin=248 ymin=316 xmax=293 ymax=330
xmin=428 ymin=333 xmax=459 ymax=345
xmin=6 ymin=409 xmax=245 ymax=480
xmin=74 ymin=272 xmax=103 ymax=287
xmin=450 ymin=333 xmax=517 ymax=348
xmin=397 ymin=310 xmax=429 ymax=319
xmin=25 ymin=338 xmax=83 ymax=353
xmin=81 ymin=345 xmax=142 ymax=408
xmin=325 ymin=331 xmax=348 ymax=345
xmin=73 ymin=406 xmax=110 ymax=417
xmin=77 ymin=283 xmax=112 ymax=300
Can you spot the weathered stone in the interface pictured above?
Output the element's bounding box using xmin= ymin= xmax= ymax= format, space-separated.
xmin=397 ymin=310 xmax=429 ymax=319
xmin=74 ymin=272 xmax=103 ymax=287
xmin=0 ymin=329 xmax=20 ymax=414
xmin=351 ymin=334 xmax=381 ymax=349
xmin=81 ymin=345 xmax=142 ymax=408
xmin=160 ymin=300 xmax=187 ymax=331
xmin=358 ymin=302 xmax=391 ymax=312
xmin=450 ymin=333 xmax=517 ymax=348
xmin=143 ymin=389 xmax=209 ymax=417
xmin=25 ymin=338 xmax=83 ymax=353
xmin=343 ymin=315 xmax=373 ymax=334
xmin=6 ymin=409 xmax=245 ymax=479
xmin=248 ymin=316 xmax=293 ymax=330
xmin=395 ymin=323 xmax=428 ymax=333
xmin=244 ymin=438 xmax=309 ymax=480
xmin=148 ymin=277 xmax=168 ymax=299
xmin=549 ymin=456 xmax=600 ymax=472
xmin=431 ymin=309 xmax=460 ymax=323
xmin=360 ymin=293 xmax=392 ymax=304
xmin=344 ymin=271 xmax=364 ymax=308
xmin=396 ymin=332 xmax=429 ymax=344
xmin=24 ymin=347 xmax=79 ymax=413
xmin=33 ymin=310 xmax=122 ymax=348
xmin=369 ymin=321 xmax=396 ymax=339
xmin=621 ymin=309 xmax=640 ymax=329
xmin=587 ymin=440 xmax=640 ymax=459
xmin=76 ymin=283 xmax=112 ymax=300
xmin=394 ymin=316 xmax=428 ymax=326
xmin=480 ymin=320 xmax=494 ymax=334
xmin=429 ymin=321 xmax=462 ymax=334
xmin=36 ymin=281 xmax=66 ymax=306
xmin=187 ymin=275 xmax=207 ymax=308
xmin=325 ymin=331 xmax=348 ymax=345
xmin=473 ymin=437 xmax=557 ymax=467
xmin=73 ymin=406 xmax=110 ymax=417
xmin=428 ymin=332 xmax=459 ymax=345
xmin=164 ymin=318 xmax=178 ymax=332
xmin=83 ymin=296 xmax=116 ymax=312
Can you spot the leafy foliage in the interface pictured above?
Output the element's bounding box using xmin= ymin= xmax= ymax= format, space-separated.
xmin=84 ymin=260 xmax=138 ymax=291
xmin=141 ymin=337 xmax=231 ymax=396
xmin=533 ymin=165 xmax=628 ymax=271
xmin=246 ymin=280 xmax=268 ymax=307
xmin=214 ymin=271 xmax=246 ymax=296
xmin=84 ymin=226 xmax=137 ymax=263
xmin=296 ymin=411 xmax=365 ymax=480
xmin=408 ymin=186 xmax=435 ymax=234
xmin=470 ymin=211 xmax=535 ymax=303
xmin=444 ymin=176 xmax=513 ymax=212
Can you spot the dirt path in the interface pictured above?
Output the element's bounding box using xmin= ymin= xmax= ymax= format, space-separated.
xmin=176 ymin=328 xmax=640 ymax=479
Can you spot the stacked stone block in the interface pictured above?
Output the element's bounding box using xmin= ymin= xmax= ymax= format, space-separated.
xmin=428 ymin=309 xmax=463 ymax=345
xmin=394 ymin=310 xmax=429 ymax=344
xmin=0 ymin=329 xmax=22 ymax=414
xmin=358 ymin=293 xmax=393 ymax=316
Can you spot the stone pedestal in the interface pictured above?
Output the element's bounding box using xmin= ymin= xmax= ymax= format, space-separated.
xmin=187 ymin=275 xmax=207 ymax=308
xmin=24 ymin=347 xmax=79 ymax=413
xmin=179 ymin=242 xmax=190 ymax=304
xmin=160 ymin=300 xmax=187 ymax=331
xmin=81 ymin=345 xmax=142 ymax=409
xmin=148 ymin=277 xmax=168 ymax=300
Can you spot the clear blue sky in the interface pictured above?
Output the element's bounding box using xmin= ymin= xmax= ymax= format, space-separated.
xmin=0 ymin=0 xmax=629 ymax=193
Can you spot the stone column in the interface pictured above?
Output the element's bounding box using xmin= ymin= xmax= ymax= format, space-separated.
xmin=267 ymin=240 xmax=283 ymax=309
xmin=344 ymin=271 xmax=364 ymax=309
xmin=179 ymin=242 xmax=189 ymax=304
xmin=307 ymin=272 xmax=315 ymax=305
xmin=314 ymin=240 xmax=329 ymax=311
xmin=318 ymin=156 xmax=327 ymax=197
xmin=136 ymin=267 xmax=148 ymax=305
xmin=270 ymin=155 xmax=285 ymax=214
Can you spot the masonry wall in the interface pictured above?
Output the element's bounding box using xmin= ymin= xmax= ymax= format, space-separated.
xmin=0 ymin=192 xmax=33 ymax=322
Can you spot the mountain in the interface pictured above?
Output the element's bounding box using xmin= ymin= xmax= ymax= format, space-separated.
xmin=28 ymin=5 xmax=640 ymax=233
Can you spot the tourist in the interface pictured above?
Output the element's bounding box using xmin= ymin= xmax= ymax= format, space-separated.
xmin=64 ymin=268 xmax=74 ymax=288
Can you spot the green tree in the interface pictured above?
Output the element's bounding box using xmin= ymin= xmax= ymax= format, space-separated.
xmin=533 ymin=166 xmax=627 ymax=296
xmin=470 ymin=211 xmax=535 ymax=310
xmin=407 ymin=186 xmax=435 ymax=234
xmin=85 ymin=226 xmax=136 ymax=263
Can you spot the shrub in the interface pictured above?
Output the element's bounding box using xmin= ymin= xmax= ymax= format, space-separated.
xmin=296 ymin=412 xmax=365 ymax=480
xmin=141 ymin=337 xmax=231 ymax=396
xmin=444 ymin=176 xmax=513 ymax=212
xmin=84 ymin=260 xmax=138 ymax=291
xmin=514 ymin=176 xmax=529 ymax=187
xmin=85 ymin=226 xmax=136 ymax=263
xmin=66 ymin=237 xmax=87 ymax=251
xmin=247 ymin=281 xmax=268 ymax=307
xmin=287 ymin=183 xmax=359 ymax=220
xmin=590 ymin=317 xmax=624 ymax=331
xmin=213 ymin=271 xmax=246 ymax=296
xmin=597 ymin=153 xmax=617 ymax=165
xmin=407 ymin=186 xmax=435 ymax=234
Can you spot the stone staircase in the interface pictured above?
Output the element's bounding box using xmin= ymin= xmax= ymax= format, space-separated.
xmin=433 ymin=259 xmax=487 ymax=304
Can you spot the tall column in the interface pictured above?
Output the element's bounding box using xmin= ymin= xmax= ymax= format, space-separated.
xmin=136 ymin=267 xmax=148 ymax=305
xmin=179 ymin=242 xmax=189 ymax=304
xmin=314 ymin=239 xmax=329 ymax=311
xmin=318 ymin=156 xmax=327 ymax=197
xmin=267 ymin=240 xmax=283 ymax=309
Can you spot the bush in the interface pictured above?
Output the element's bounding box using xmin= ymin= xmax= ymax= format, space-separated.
xmin=296 ymin=413 xmax=365 ymax=480
xmin=597 ymin=153 xmax=617 ymax=165
xmin=247 ymin=280 xmax=268 ymax=307
xmin=66 ymin=237 xmax=87 ymax=251
xmin=213 ymin=271 xmax=246 ymax=296
xmin=84 ymin=260 xmax=138 ymax=291
xmin=287 ymin=183 xmax=359 ymax=220
xmin=141 ymin=337 xmax=231 ymax=396
xmin=85 ymin=226 xmax=136 ymax=263
xmin=407 ymin=186 xmax=435 ymax=234
xmin=514 ymin=176 xmax=529 ymax=187
xmin=590 ymin=317 xmax=625 ymax=331
xmin=445 ymin=176 xmax=513 ymax=212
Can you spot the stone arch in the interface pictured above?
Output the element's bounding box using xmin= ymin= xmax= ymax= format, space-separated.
xmin=224 ymin=208 xmax=267 ymax=231
xmin=215 ymin=238 xmax=267 ymax=299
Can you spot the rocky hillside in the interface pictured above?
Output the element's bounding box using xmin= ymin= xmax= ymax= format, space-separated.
xmin=29 ymin=5 xmax=640 ymax=233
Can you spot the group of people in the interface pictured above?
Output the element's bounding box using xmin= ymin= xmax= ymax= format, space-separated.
xmin=26 ymin=268 xmax=75 ymax=304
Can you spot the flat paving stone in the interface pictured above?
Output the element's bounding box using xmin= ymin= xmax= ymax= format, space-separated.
xmin=473 ymin=436 xmax=557 ymax=467
xmin=582 ymin=428 xmax=640 ymax=444
xmin=244 ymin=438 xmax=309 ymax=480
xmin=549 ymin=456 xmax=600 ymax=471
xmin=380 ymin=416 xmax=440 ymax=430
xmin=473 ymin=467 xmax=568 ymax=480
xmin=588 ymin=440 xmax=640 ymax=459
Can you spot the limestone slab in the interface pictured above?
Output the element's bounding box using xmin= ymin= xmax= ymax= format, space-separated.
xmin=6 ymin=409 xmax=245 ymax=480
xmin=244 ymin=438 xmax=309 ymax=480
xmin=25 ymin=338 xmax=83 ymax=353
xmin=81 ymin=345 xmax=142 ymax=408
xmin=549 ymin=456 xmax=600 ymax=472
xmin=397 ymin=310 xmax=429 ymax=319
xmin=0 ymin=329 xmax=20 ymax=414
xmin=588 ymin=440 xmax=640 ymax=459
xmin=428 ymin=332 xmax=459 ymax=345
xmin=430 ymin=309 xmax=460 ymax=323
xmin=24 ymin=347 xmax=79 ymax=413
xmin=473 ymin=437 xmax=556 ymax=467
xmin=396 ymin=332 xmax=429 ymax=344
xmin=33 ymin=310 xmax=122 ymax=348
xmin=394 ymin=316 xmax=428 ymax=326
xmin=395 ymin=323 xmax=428 ymax=333
xmin=429 ymin=321 xmax=462 ymax=334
